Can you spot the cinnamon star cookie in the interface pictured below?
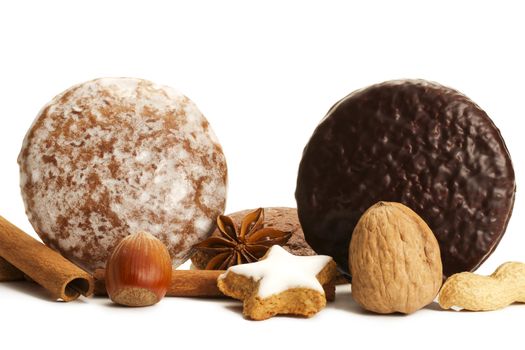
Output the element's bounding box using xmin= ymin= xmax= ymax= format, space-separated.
xmin=218 ymin=245 xmax=337 ymax=320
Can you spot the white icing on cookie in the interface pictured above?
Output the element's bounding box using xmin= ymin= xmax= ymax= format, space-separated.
xmin=18 ymin=77 xmax=228 ymax=272
xmin=219 ymin=245 xmax=332 ymax=298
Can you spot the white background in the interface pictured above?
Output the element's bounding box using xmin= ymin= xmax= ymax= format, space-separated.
xmin=1 ymin=1 xmax=524 ymax=349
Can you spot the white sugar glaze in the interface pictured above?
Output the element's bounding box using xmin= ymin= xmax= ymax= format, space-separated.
xmin=220 ymin=245 xmax=332 ymax=298
xmin=19 ymin=78 xmax=228 ymax=272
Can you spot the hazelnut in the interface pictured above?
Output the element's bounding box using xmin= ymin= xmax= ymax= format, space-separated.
xmin=105 ymin=231 xmax=172 ymax=307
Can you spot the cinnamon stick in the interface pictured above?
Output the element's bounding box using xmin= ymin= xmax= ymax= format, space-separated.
xmin=93 ymin=268 xmax=336 ymax=301
xmin=0 ymin=216 xmax=94 ymax=301
xmin=94 ymin=268 xmax=224 ymax=297
xmin=0 ymin=256 xmax=24 ymax=282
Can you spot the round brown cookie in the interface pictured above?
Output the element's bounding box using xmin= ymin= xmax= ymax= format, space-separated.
xmin=19 ymin=78 xmax=228 ymax=272
xmin=191 ymin=207 xmax=315 ymax=269
xmin=296 ymin=80 xmax=515 ymax=279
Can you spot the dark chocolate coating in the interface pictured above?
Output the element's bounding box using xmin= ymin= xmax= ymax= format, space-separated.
xmin=296 ymin=80 xmax=515 ymax=279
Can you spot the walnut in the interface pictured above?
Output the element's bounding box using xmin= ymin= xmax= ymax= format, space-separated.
xmin=349 ymin=202 xmax=442 ymax=314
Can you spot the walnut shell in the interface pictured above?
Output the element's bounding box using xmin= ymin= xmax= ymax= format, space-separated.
xmin=349 ymin=201 xmax=442 ymax=314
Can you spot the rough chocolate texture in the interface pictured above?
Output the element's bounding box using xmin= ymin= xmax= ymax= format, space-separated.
xmin=296 ymin=80 xmax=515 ymax=279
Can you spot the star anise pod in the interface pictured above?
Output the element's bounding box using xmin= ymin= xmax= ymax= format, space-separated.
xmin=193 ymin=208 xmax=292 ymax=270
